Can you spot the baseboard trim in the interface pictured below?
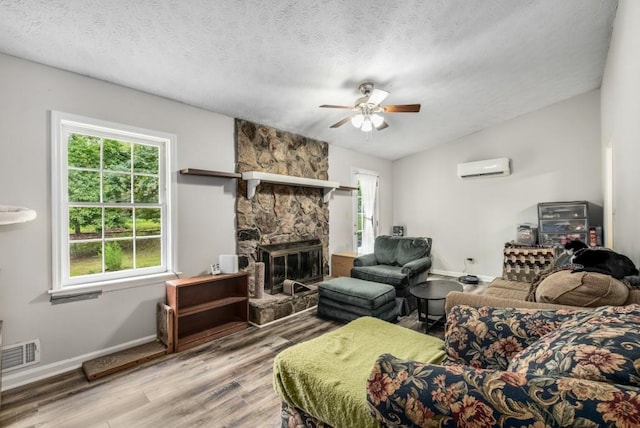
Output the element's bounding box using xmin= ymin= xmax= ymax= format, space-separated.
xmin=1 ymin=334 xmax=157 ymax=392
xmin=430 ymin=269 xmax=495 ymax=284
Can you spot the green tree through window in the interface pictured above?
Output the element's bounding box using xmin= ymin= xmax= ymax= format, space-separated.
xmin=67 ymin=133 xmax=162 ymax=277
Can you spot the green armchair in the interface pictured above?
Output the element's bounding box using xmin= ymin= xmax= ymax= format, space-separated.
xmin=351 ymin=235 xmax=432 ymax=315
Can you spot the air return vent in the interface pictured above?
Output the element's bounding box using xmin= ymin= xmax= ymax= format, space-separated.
xmin=2 ymin=339 xmax=40 ymax=372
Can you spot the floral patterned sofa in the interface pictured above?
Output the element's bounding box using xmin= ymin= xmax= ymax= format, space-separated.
xmin=367 ymin=304 xmax=640 ymax=427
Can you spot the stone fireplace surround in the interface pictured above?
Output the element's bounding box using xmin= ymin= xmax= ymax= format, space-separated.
xmin=235 ymin=119 xmax=330 ymax=324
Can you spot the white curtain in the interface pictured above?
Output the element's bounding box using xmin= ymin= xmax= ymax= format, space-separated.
xmin=358 ymin=173 xmax=378 ymax=254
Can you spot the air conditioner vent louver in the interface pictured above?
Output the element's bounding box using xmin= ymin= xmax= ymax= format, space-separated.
xmin=461 ymin=171 xmax=506 ymax=178
xmin=2 ymin=339 xmax=40 ymax=372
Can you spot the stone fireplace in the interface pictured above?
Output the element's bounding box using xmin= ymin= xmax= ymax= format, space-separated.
xmin=234 ymin=119 xmax=330 ymax=297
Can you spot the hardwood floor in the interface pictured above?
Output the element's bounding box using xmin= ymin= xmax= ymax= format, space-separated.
xmin=0 ymin=308 xmax=433 ymax=428
xmin=1 ymin=276 xmax=485 ymax=428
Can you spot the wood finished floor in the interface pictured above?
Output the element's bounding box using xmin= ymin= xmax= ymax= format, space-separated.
xmin=1 ymin=279 xmax=484 ymax=428
xmin=0 ymin=310 xmax=434 ymax=428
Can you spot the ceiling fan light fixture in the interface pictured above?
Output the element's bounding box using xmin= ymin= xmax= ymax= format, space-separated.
xmin=320 ymin=82 xmax=421 ymax=132
xmin=370 ymin=113 xmax=384 ymax=128
xmin=361 ymin=118 xmax=373 ymax=132
xmin=351 ymin=113 xmax=365 ymax=128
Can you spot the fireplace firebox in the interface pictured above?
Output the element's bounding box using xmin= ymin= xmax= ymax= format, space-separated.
xmin=257 ymin=239 xmax=323 ymax=294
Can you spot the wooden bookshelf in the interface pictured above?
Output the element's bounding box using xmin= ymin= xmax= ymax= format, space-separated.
xmin=166 ymin=273 xmax=248 ymax=352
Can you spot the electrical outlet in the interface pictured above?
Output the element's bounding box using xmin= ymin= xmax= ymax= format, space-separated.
xmin=466 ymin=257 xmax=475 ymax=264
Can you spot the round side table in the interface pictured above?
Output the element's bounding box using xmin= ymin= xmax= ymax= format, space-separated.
xmin=409 ymin=279 xmax=463 ymax=332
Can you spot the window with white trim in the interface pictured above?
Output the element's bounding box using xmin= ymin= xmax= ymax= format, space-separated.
xmin=353 ymin=169 xmax=379 ymax=254
xmin=51 ymin=111 xmax=176 ymax=291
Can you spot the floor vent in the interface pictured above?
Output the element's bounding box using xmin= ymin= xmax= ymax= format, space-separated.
xmin=2 ymin=339 xmax=40 ymax=372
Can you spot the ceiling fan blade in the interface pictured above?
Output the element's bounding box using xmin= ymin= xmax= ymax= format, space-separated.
xmin=319 ymin=104 xmax=353 ymax=109
xmin=367 ymin=89 xmax=389 ymax=106
xmin=330 ymin=116 xmax=353 ymax=128
xmin=383 ymin=104 xmax=421 ymax=113
xmin=376 ymin=120 xmax=389 ymax=131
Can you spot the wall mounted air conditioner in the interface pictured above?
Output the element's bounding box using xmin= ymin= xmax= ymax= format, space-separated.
xmin=457 ymin=158 xmax=511 ymax=178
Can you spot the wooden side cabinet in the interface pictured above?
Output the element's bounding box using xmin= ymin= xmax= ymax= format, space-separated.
xmin=166 ymin=272 xmax=248 ymax=352
xmin=331 ymin=252 xmax=359 ymax=278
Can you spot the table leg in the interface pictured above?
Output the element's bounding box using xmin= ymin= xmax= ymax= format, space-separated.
xmin=417 ymin=298 xmax=446 ymax=333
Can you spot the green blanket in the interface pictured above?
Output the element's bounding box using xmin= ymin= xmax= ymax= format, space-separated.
xmin=273 ymin=316 xmax=445 ymax=428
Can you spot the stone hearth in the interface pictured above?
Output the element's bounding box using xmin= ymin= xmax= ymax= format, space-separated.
xmin=249 ymin=284 xmax=319 ymax=326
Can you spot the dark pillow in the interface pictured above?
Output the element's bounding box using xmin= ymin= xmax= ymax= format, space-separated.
xmin=626 ymin=275 xmax=640 ymax=289
xmin=572 ymin=247 xmax=639 ymax=279
xmin=507 ymin=304 xmax=640 ymax=387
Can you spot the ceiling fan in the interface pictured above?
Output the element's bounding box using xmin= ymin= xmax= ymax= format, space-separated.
xmin=320 ymin=82 xmax=421 ymax=132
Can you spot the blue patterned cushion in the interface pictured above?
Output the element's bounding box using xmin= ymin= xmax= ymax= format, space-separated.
xmin=367 ymin=354 xmax=640 ymax=428
xmin=508 ymin=304 xmax=640 ymax=387
xmin=443 ymin=305 xmax=586 ymax=370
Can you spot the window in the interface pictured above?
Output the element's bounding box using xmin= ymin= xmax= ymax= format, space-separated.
xmin=51 ymin=111 xmax=176 ymax=291
xmin=353 ymin=169 xmax=379 ymax=254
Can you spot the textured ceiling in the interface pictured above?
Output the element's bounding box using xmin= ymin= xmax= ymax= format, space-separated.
xmin=0 ymin=0 xmax=617 ymax=160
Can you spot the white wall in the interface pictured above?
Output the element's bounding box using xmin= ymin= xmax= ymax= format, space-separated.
xmin=0 ymin=53 xmax=390 ymax=389
xmin=601 ymin=0 xmax=640 ymax=265
xmin=0 ymin=53 xmax=232 ymax=389
xmin=392 ymin=91 xmax=603 ymax=278
xmin=329 ymin=145 xmax=393 ymax=255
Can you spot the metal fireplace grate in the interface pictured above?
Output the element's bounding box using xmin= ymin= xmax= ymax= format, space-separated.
xmin=258 ymin=239 xmax=323 ymax=294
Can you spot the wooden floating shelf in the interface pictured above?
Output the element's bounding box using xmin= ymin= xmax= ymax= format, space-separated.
xmin=179 ymin=168 xmax=241 ymax=179
xmin=337 ymin=185 xmax=358 ymax=191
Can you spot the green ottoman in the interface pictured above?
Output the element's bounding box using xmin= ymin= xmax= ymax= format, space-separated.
xmin=317 ymin=277 xmax=397 ymax=322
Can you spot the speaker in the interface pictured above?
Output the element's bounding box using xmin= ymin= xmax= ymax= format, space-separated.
xmin=219 ymin=255 xmax=238 ymax=274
